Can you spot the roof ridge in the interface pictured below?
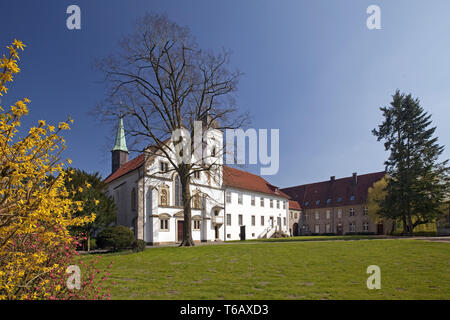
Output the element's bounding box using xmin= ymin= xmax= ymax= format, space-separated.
xmin=281 ymin=171 xmax=385 ymax=190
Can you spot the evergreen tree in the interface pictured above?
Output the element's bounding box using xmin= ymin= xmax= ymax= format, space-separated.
xmin=372 ymin=90 xmax=449 ymax=235
xmin=65 ymin=168 xmax=116 ymax=250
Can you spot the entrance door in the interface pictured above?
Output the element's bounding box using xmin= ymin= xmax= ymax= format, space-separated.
xmin=240 ymin=225 xmax=246 ymax=241
xmin=337 ymin=224 xmax=343 ymax=235
xmin=377 ymin=222 xmax=384 ymax=235
xmin=215 ymin=226 xmax=219 ymax=239
xmin=293 ymin=223 xmax=299 ymax=236
xmin=177 ymin=220 xmax=184 ymax=242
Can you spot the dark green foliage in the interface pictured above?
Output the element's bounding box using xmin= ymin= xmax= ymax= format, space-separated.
xmin=65 ymin=168 xmax=116 ymax=248
xmin=97 ymin=226 xmax=135 ymax=251
xmin=89 ymin=238 xmax=97 ymax=250
xmin=373 ymin=90 xmax=450 ymax=235
xmin=132 ymin=239 xmax=147 ymax=252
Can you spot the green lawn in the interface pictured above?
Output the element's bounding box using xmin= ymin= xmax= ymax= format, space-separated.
xmin=88 ymin=239 xmax=450 ymax=300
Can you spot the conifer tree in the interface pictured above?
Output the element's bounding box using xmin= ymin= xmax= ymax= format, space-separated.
xmin=373 ymin=90 xmax=449 ymax=235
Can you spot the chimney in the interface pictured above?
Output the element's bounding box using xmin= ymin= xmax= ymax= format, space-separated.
xmin=352 ymin=172 xmax=358 ymax=185
xmin=330 ymin=176 xmax=335 ymax=182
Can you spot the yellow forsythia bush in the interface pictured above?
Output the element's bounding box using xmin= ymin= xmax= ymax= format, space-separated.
xmin=0 ymin=40 xmax=108 ymax=299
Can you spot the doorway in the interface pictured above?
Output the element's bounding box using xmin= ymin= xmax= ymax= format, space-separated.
xmin=293 ymin=223 xmax=299 ymax=236
xmin=240 ymin=225 xmax=246 ymax=241
xmin=377 ymin=222 xmax=384 ymax=235
xmin=177 ymin=220 xmax=184 ymax=242
xmin=215 ymin=226 xmax=219 ymax=240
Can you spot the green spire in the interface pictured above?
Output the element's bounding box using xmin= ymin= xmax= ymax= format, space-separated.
xmin=112 ymin=117 xmax=129 ymax=152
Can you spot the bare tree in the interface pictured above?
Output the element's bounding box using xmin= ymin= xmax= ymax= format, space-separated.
xmin=96 ymin=13 xmax=248 ymax=246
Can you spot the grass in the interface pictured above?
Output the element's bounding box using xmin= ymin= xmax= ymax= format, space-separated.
xmin=87 ymin=239 xmax=450 ymax=300
xmin=229 ymin=234 xmax=387 ymax=242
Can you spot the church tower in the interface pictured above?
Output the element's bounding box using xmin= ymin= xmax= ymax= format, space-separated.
xmin=111 ymin=117 xmax=129 ymax=173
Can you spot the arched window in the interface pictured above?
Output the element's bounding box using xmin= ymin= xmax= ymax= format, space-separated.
xmin=131 ymin=188 xmax=137 ymax=211
xmin=174 ymin=175 xmax=182 ymax=207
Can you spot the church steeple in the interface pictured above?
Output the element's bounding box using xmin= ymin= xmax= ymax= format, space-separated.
xmin=111 ymin=117 xmax=129 ymax=173
xmin=112 ymin=117 xmax=128 ymax=152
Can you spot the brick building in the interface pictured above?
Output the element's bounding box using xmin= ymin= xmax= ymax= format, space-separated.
xmin=282 ymin=172 xmax=387 ymax=235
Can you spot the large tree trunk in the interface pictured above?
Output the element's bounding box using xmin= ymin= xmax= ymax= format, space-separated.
xmin=180 ymin=169 xmax=194 ymax=247
xmin=402 ymin=215 xmax=408 ymax=236
xmin=407 ymin=215 xmax=414 ymax=236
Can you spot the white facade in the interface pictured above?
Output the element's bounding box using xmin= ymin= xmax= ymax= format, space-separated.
xmin=224 ymin=187 xmax=289 ymax=240
xmin=105 ymin=124 xmax=289 ymax=245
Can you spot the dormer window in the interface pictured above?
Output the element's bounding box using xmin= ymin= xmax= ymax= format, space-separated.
xmin=327 ymin=198 xmax=332 ymax=204
xmin=316 ymin=200 xmax=320 ymax=205
xmin=350 ymin=195 xmax=355 ymax=201
xmin=337 ymin=197 xmax=342 ymax=203
xmin=305 ymin=201 xmax=310 ymax=206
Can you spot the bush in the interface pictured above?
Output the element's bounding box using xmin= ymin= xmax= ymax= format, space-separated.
xmin=97 ymin=226 xmax=135 ymax=251
xmin=89 ymin=238 xmax=97 ymax=250
xmin=132 ymin=239 xmax=147 ymax=252
xmin=391 ymin=231 xmax=437 ymax=237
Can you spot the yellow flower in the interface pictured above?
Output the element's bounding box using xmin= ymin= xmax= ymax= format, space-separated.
xmin=78 ymin=187 xmax=83 ymax=193
xmin=13 ymin=39 xmax=25 ymax=51
xmin=94 ymin=199 xmax=100 ymax=206
xmin=58 ymin=122 xmax=69 ymax=130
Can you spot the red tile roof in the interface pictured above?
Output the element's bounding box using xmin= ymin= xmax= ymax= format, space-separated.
xmin=104 ymin=154 xmax=145 ymax=184
xmin=289 ymin=200 xmax=302 ymax=211
xmin=223 ymin=166 xmax=290 ymax=199
xmin=104 ymin=138 xmax=171 ymax=184
xmin=281 ymin=171 xmax=385 ymax=209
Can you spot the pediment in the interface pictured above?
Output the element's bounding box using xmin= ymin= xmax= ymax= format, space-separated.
xmin=174 ymin=210 xmax=185 ymax=218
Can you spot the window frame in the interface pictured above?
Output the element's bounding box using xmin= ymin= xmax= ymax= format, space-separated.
xmin=226 ymin=214 xmax=232 ymax=226
xmin=160 ymin=218 xmax=169 ymax=232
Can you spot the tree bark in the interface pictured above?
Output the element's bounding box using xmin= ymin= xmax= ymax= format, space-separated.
xmin=179 ymin=167 xmax=194 ymax=247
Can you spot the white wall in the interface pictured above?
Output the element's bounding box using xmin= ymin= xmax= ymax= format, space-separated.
xmin=105 ymin=170 xmax=139 ymax=235
xmin=224 ymin=187 xmax=289 ymax=241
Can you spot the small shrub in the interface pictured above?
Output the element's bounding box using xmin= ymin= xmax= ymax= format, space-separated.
xmin=97 ymin=226 xmax=135 ymax=251
xmin=391 ymin=230 xmax=437 ymax=237
xmin=89 ymin=238 xmax=97 ymax=250
xmin=132 ymin=239 xmax=147 ymax=252
xmin=344 ymin=232 xmax=376 ymax=236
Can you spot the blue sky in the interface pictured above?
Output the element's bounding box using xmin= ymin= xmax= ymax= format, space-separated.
xmin=0 ymin=0 xmax=449 ymax=187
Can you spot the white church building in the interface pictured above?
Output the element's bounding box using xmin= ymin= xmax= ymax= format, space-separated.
xmin=104 ymin=118 xmax=290 ymax=245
